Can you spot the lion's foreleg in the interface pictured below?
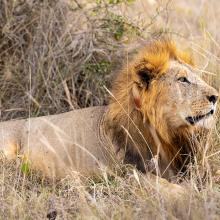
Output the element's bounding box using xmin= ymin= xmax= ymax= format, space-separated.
xmin=145 ymin=173 xmax=187 ymax=200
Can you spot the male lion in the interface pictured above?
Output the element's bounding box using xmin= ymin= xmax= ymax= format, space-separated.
xmin=0 ymin=40 xmax=218 ymax=180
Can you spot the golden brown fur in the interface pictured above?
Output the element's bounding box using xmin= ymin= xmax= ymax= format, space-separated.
xmin=105 ymin=39 xmax=218 ymax=178
xmin=0 ymin=39 xmax=218 ymax=181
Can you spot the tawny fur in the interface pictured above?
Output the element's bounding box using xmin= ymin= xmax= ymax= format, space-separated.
xmin=105 ymin=39 xmax=218 ymax=178
xmin=0 ymin=40 xmax=218 ymax=180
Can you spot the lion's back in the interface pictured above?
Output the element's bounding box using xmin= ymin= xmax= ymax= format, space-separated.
xmin=1 ymin=106 xmax=111 ymax=177
xmin=22 ymin=106 xmax=110 ymax=177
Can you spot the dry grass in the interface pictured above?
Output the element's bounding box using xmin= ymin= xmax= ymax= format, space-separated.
xmin=0 ymin=0 xmax=130 ymax=119
xmin=1 ymin=0 xmax=220 ymax=219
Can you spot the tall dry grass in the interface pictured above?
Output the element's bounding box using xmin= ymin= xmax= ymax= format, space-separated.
xmin=1 ymin=0 xmax=220 ymax=219
xmin=0 ymin=0 xmax=132 ymax=119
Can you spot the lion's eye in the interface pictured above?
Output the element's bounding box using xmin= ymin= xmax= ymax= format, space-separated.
xmin=178 ymin=77 xmax=190 ymax=84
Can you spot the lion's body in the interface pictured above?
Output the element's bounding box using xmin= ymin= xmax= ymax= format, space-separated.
xmin=0 ymin=40 xmax=218 ymax=179
xmin=0 ymin=106 xmax=115 ymax=178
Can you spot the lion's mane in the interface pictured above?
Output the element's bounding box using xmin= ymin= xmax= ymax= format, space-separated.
xmin=105 ymin=40 xmax=200 ymax=177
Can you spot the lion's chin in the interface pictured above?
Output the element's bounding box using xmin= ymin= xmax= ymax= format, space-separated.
xmin=195 ymin=116 xmax=214 ymax=129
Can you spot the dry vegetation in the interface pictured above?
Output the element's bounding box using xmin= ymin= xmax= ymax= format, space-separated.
xmin=1 ymin=0 xmax=220 ymax=219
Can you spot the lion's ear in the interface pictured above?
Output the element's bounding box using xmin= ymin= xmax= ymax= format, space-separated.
xmin=136 ymin=67 xmax=155 ymax=89
xmin=132 ymin=83 xmax=141 ymax=110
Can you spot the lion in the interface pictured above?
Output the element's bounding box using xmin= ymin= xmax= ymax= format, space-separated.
xmin=0 ymin=39 xmax=218 ymax=181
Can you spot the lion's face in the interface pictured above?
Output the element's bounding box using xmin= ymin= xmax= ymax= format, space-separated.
xmin=135 ymin=61 xmax=218 ymax=130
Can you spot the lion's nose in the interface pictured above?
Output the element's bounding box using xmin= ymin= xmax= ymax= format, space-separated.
xmin=207 ymin=95 xmax=218 ymax=104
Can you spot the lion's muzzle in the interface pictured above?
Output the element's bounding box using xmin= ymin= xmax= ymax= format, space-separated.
xmin=185 ymin=109 xmax=214 ymax=125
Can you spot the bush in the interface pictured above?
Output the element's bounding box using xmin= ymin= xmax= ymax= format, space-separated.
xmin=0 ymin=0 xmax=140 ymax=120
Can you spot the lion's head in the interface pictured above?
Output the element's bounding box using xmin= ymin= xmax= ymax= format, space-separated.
xmin=131 ymin=42 xmax=218 ymax=133
xmin=106 ymin=39 xmax=218 ymax=177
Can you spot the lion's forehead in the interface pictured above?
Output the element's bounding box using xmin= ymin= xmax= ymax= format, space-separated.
xmin=168 ymin=61 xmax=210 ymax=87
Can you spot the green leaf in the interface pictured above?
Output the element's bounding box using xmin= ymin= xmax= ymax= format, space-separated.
xmin=21 ymin=161 xmax=31 ymax=175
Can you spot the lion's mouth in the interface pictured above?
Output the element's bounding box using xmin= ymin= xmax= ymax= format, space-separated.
xmin=186 ymin=109 xmax=214 ymax=125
